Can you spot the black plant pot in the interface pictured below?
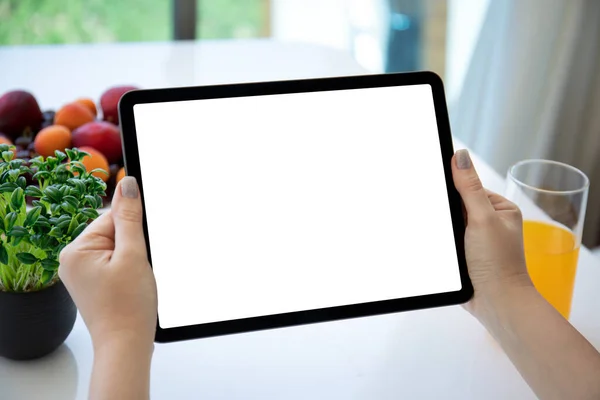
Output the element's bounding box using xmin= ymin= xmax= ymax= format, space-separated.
xmin=0 ymin=280 xmax=76 ymax=360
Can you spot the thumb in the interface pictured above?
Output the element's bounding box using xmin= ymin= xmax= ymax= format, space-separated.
xmin=111 ymin=176 xmax=147 ymax=258
xmin=58 ymin=211 xmax=115 ymax=282
xmin=451 ymin=149 xmax=494 ymax=220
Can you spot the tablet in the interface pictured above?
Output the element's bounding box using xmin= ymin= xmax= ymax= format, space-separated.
xmin=119 ymin=72 xmax=472 ymax=343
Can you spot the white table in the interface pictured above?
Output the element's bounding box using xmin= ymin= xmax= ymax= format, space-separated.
xmin=0 ymin=40 xmax=599 ymax=400
xmin=0 ymin=39 xmax=367 ymax=111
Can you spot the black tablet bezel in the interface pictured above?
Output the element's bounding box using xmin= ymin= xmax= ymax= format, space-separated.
xmin=118 ymin=71 xmax=472 ymax=343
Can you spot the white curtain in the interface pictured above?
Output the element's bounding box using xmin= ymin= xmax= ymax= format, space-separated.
xmin=450 ymin=0 xmax=600 ymax=247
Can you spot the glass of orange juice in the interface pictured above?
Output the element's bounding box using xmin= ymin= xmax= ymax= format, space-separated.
xmin=505 ymin=160 xmax=589 ymax=319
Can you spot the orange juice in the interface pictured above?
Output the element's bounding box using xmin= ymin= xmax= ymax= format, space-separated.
xmin=523 ymin=220 xmax=579 ymax=319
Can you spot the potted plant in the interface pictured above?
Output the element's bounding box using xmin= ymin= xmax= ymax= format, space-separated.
xmin=0 ymin=145 xmax=105 ymax=360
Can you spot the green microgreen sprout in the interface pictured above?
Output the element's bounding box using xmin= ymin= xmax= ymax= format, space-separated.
xmin=0 ymin=145 xmax=106 ymax=292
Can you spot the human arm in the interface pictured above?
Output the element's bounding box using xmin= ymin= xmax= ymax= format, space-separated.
xmin=453 ymin=149 xmax=600 ymax=400
xmin=477 ymin=283 xmax=600 ymax=400
xmin=90 ymin=335 xmax=154 ymax=400
xmin=59 ymin=177 xmax=157 ymax=400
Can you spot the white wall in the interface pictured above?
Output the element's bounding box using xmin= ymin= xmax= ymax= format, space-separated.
xmin=445 ymin=0 xmax=491 ymax=102
xmin=270 ymin=0 xmax=389 ymax=72
xmin=271 ymin=0 xmax=492 ymax=89
xmin=270 ymin=0 xmax=351 ymax=50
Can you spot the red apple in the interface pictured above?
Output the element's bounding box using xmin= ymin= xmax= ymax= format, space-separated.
xmin=72 ymin=121 xmax=122 ymax=164
xmin=100 ymin=85 xmax=138 ymax=125
xmin=0 ymin=90 xmax=43 ymax=139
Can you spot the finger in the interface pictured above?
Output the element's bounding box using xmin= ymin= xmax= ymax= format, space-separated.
xmin=110 ymin=176 xmax=147 ymax=259
xmin=485 ymin=189 xmax=521 ymax=213
xmin=451 ymin=150 xmax=494 ymax=220
xmin=68 ymin=210 xmax=115 ymax=249
xmin=59 ymin=211 xmax=115 ymax=279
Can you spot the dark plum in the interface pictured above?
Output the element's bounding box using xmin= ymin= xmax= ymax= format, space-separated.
xmin=15 ymin=136 xmax=32 ymax=148
xmin=109 ymin=164 xmax=120 ymax=178
xmin=40 ymin=120 xmax=54 ymax=130
xmin=16 ymin=150 xmax=30 ymax=160
xmin=42 ymin=110 xmax=55 ymax=123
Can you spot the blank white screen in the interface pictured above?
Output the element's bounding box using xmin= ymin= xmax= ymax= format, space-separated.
xmin=133 ymin=84 xmax=461 ymax=329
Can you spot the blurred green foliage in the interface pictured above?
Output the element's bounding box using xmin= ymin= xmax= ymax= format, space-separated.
xmin=200 ymin=0 xmax=265 ymax=39
xmin=0 ymin=0 xmax=265 ymax=45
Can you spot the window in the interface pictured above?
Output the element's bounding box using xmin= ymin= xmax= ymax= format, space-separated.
xmin=271 ymin=0 xmax=447 ymax=75
xmin=1 ymin=0 xmax=446 ymax=77
xmin=0 ymin=0 xmax=269 ymax=45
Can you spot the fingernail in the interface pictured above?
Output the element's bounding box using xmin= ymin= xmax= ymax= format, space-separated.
xmin=456 ymin=149 xmax=472 ymax=170
xmin=121 ymin=176 xmax=138 ymax=198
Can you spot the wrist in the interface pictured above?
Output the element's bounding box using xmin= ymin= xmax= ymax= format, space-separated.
xmin=89 ymin=331 xmax=154 ymax=400
xmin=470 ymin=273 xmax=537 ymax=326
xmin=93 ymin=331 xmax=154 ymax=362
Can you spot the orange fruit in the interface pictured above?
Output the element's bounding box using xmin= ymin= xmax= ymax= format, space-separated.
xmin=0 ymin=135 xmax=14 ymax=146
xmin=78 ymin=146 xmax=110 ymax=182
xmin=55 ymin=102 xmax=94 ymax=131
xmin=116 ymin=167 xmax=126 ymax=184
xmin=75 ymin=98 xmax=97 ymax=117
xmin=34 ymin=125 xmax=72 ymax=158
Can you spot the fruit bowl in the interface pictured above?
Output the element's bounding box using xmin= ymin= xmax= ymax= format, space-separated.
xmin=0 ymin=87 xmax=137 ymax=207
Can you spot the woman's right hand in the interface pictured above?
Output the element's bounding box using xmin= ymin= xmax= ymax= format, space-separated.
xmin=451 ymin=149 xmax=534 ymax=321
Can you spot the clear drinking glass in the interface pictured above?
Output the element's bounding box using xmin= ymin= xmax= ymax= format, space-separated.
xmin=505 ymin=160 xmax=589 ymax=319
